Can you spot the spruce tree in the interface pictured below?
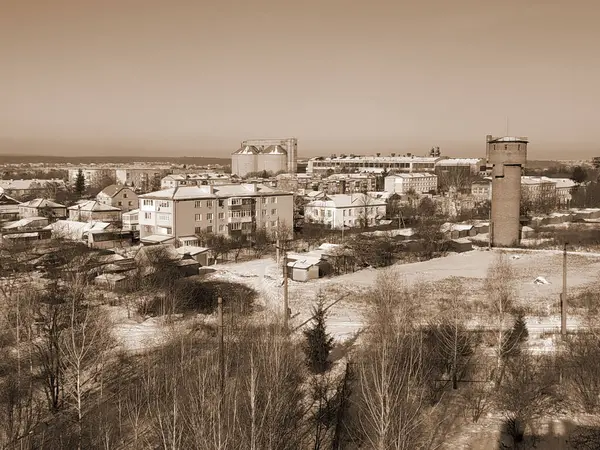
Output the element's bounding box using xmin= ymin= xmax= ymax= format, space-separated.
xmin=75 ymin=169 xmax=86 ymax=198
xmin=502 ymin=313 xmax=529 ymax=358
xmin=303 ymin=294 xmax=334 ymax=374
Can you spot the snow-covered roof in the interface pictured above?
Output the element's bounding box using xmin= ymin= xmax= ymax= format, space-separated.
xmin=306 ymin=193 xmax=386 ymax=208
xmin=19 ymin=198 xmax=65 ymax=209
xmin=3 ymin=216 xmax=48 ymax=229
xmin=176 ymin=246 xmax=209 ymax=256
xmin=47 ymin=220 xmax=112 ymax=239
xmin=140 ymin=183 xmax=288 ymax=200
xmin=140 ymin=235 xmax=175 ymax=244
xmin=67 ymin=200 xmax=121 ymax=212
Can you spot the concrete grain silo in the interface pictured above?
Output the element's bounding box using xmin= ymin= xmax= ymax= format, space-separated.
xmin=231 ymin=145 xmax=260 ymax=177
xmin=257 ymin=145 xmax=287 ymax=175
xmin=486 ymin=135 xmax=528 ymax=247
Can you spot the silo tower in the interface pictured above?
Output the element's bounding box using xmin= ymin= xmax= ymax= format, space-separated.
xmin=486 ymin=135 xmax=528 ymax=247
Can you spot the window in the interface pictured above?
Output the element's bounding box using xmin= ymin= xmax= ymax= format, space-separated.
xmin=231 ymin=222 xmax=242 ymax=230
xmin=206 ymin=213 xmax=213 ymax=220
xmin=270 ymin=220 xmax=277 ymax=227
xmin=206 ymin=200 xmax=213 ymax=208
xmin=218 ymin=212 xmax=224 ymax=219
xmin=158 ymin=201 xmax=170 ymax=208
xmin=231 ymin=198 xmax=242 ymax=205
xmin=219 ymin=224 xmax=225 ymax=232
xmin=327 ymin=210 xmax=332 ymax=217
xmin=128 ymin=201 xmax=133 ymax=206
xmin=206 ymin=225 xmax=213 ymax=233
xmin=158 ymin=214 xmax=169 ymax=222
xmin=143 ymin=199 xmax=153 ymax=206
xmin=270 ymin=197 xmax=277 ymax=204
xmin=195 ymin=200 xmax=202 ymax=208
xmin=123 ymin=193 xmax=128 ymax=198
xmin=271 ymin=208 xmax=277 ymax=215
xmin=262 ymin=209 xmax=267 ymax=216
xmin=195 ymin=226 xmax=202 ymax=234
xmin=195 ymin=214 xmax=202 ymax=221
xmin=118 ymin=201 xmax=122 ymax=206
xmin=144 ymin=212 xmax=151 ymax=219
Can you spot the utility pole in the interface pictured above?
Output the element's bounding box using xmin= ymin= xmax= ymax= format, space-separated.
xmin=283 ymin=250 xmax=289 ymax=331
xmin=276 ymin=217 xmax=280 ymax=264
xmin=218 ymin=296 xmax=225 ymax=397
xmin=561 ymin=243 xmax=567 ymax=338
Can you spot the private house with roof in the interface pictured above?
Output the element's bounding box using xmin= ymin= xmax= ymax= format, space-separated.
xmin=68 ymin=200 xmax=122 ymax=223
xmin=304 ymin=193 xmax=387 ymax=229
xmin=18 ymin=198 xmax=67 ymax=220
xmin=0 ymin=191 xmax=21 ymax=222
xmin=138 ymin=183 xmax=294 ymax=245
xmin=96 ymin=184 xmax=138 ymax=212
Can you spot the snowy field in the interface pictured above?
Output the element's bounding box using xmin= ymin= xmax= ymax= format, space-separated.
xmin=206 ymin=248 xmax=600 ymax=342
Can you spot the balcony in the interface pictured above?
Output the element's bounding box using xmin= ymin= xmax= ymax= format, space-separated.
xmin=228 ymin=216 xmax=253 ymax=224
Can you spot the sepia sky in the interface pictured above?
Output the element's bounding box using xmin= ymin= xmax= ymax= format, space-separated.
xmin=1 ymin=0 xmax=599 ymax=158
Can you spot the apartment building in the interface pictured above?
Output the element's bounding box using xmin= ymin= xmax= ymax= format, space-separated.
xmin=471 ymin=179 xmax=492 ymax=200
xmin=304 ymin=193 xmax=387 ymax=229
xmin=521 ymin=176 xmax=576 ymax=206
xmin=116 ymin=167 xmax=172 ymax=191
xmin=384 ymin=173 xmax=438 ymax=195
xmin=138 ymin=183 xmax=294 ymax=244
xmin=97 ymin=184 xmax=139 ymax=212
xmin=308 ymin=155 xmax=440 ymax=175
xmin=122 ymin=209 xmax=139 ymax=231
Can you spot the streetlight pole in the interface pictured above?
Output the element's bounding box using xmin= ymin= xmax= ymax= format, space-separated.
xmin=561 ymin=242 xmax=568 ymax=339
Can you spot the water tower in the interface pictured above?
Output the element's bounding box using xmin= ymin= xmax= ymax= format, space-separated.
xmin=486 ymin=135 xmax=528 ymax=247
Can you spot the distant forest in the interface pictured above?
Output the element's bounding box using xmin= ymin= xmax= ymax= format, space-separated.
xmin=0 ymin=154 xmax=230 ymax=166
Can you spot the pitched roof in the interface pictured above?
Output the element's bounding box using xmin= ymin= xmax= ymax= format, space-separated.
xmin=98 ymin=184 xmax=133 ymax=198
xmin=307 ymin=193 xmax=386 ymax=208
xmin=67 ymin=200 xmax=121 ymax=212
xmin=0 ymin=192 xmax=21 ymax=206
xmin=19 ymin=198 xmax=65 ymax=209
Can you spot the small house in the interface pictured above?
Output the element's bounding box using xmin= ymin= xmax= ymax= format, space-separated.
xmin=176 ymin=246 xmax=209 ymax=266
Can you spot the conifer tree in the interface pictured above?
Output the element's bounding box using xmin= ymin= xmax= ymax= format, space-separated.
xmin=75 ymin=169 xmax=86 ymax=198
xmin=303 ymin=293 xmax=334 ymax=374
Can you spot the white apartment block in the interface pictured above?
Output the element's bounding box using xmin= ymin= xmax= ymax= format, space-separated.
xmin=308 ymin=155 xmax=440 ymax=175
xmin=116 ymin=167 xmax=172 ymax=190
xmin=384 ymin=173 xmax=438 ymax=195
xmin=138 ymin=183 xmax=294 ymax=244
xmin=304 ymin=193 xmax=387 ymax=229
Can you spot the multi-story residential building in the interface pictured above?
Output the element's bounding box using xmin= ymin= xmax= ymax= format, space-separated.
xmin=138 ymin=183 xmax=294 ymax=244
xmin=160 ymin=173 xmax=232 ymax=189
xmin=116 ymin=167 xmax=172 ymax=191
xmin=97 ymin=184 xmax=139 ymax=212
xmin=308 ymin=155 xmax=440 ymax=175
xmin=384 ymin=173 xmax=438 ymax=195
xmin=321 ymin=173 xmax=379 ymax=194
xmin=67 ymin=168 xmax=116 ymax=187
xmin=18 ymin=198 xmax=67 ymax=220
xmin=304 ymin=193 xmax=387 ymax=229
xmin=471 ymin=179 xmax=492 ymax=200
xmin=68 ymin=200 xmax=122 ymax=223
xmin=122 ymin=209 xmax=139 ymax=232
xmin=520 ymin=176 xmax=558 ymax=201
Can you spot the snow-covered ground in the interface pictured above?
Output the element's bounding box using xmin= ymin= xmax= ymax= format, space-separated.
xmin=205 ymin=248 xmax=600 ymax=344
